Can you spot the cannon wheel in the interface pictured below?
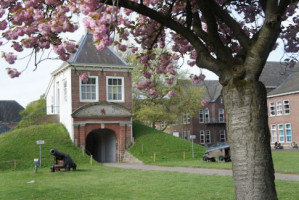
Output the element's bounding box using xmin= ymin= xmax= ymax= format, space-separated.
xmin=218 ymin=156 xmax=225 ymax=162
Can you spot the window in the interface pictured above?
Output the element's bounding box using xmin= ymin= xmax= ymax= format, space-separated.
xmin=56 ymin=82 xmax=60 ymax=113
xmin=205 ymin=108 xmax=209 ymax=123
xmin=80 ymin=76 xmax=98 ymax=101
xmin=276 ymin=101 xmax=282 ymax=115
xmin=285 ymin=124 xmax=292 ymax=142
xmin=107 ymin=77 xmax=124 ymax=102
xmin=63 ymin=79 xmax=67 ymax=102
xmin=219 ymin=109 xmax=224 ymax=122
xmin=283 ymin=100 xmax=290 ymax=114
xmin=161 ymin=120 xmax=166 ymax=129
xmin=183 ymin=114 xmax=190 ymax=124
xmin=269 ymin=102 xmax=275 ymax=116
xmin=200 ymin=130 xmax=205 ymax=144
xmin=206 ymin=130 xmax=211 ymax=144
xmin=183 ymin=131 xmax=190 ymax=140
xmin=199 ymin=109 xmax=204 ymax=123
xmin=172 ymin=120 xmax=178 ymax=126
xmin=278 ymin=124 xmax=284 ymax=142
xmin=271 ymin=125 xmax=277 ymax=143
xmin=220 ymin=130 xmax=226 ymax=142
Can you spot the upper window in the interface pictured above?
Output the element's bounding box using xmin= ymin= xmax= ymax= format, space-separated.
xmin=63 ymin=79 xmax=67 ymax=102
xmin=205 ymin=108 xmax=209 ymax=123
xmin=161 ymin=120 xmax=166 ymax=129
xmin=183 ymin=113 xmax=190 ymax=124
xmin=283 ymin=100 xmax=290 ymax=115
xmin=80 ymin=76 xmax=98 ymax=102
xmin=269 ymin=102 xmax=275 ymax=116
xmin=199 ymin=109 xmax=204 ymax=123
xmin=107 ymin=77 xmax=124 ymax=102
xmin=276 ymin=101 xmax=282 ymax=115
xmin=219 ymin=109 xmax=224 ymax=122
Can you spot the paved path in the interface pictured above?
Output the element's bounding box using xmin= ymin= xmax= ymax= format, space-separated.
xmin=103 ymin=163 xmax=299 ymax=182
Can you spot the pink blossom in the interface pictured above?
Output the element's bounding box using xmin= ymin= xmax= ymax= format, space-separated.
xmin=148 ymin=89 xmax=157 ymax=98
xmin=12 ymin=42 xmax=23 ymax=52
xmin=131 ymin=47 xmax=138 ymax=53
xmin=0 ymin=20 xmax=7 ymax=30
xmin=201 ymin=100 xmax=209 ymax=106
xmin=79 ymin=73 xmax=89 ymax=83
xmin=166 ymin=77 xmax=174 ymax=85
xmin=167 ymin=90 xmax=176 ymax=98
xmin=191 ymin=74 xmax=206 ymax=84
xmin=3 ymin=52 xmax=17 ymax=64
xmin=6 ymin=68 xmax=21 ymax=78
xmin=143 ymin=71 xmax=152 ymax=79
xmin=118 ymin=44 xmax=127 ymax=52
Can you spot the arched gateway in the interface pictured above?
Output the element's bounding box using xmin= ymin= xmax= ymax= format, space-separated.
xmin=72 ymin=102 xmax=132 ymax=162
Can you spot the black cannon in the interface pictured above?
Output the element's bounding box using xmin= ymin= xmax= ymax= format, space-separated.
xmin=50 ymin=149 xmax=77 ymax=172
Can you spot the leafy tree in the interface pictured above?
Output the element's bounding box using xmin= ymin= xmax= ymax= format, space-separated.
xmin=1 ymin=1 xmax=298 ymax=199
xmin=17 ymin=95 xmax=46 ymax=128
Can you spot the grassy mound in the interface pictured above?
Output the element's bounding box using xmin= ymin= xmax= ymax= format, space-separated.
xmin=0 ymin=122 xmax=89 ymax=170
xmin=129 ymin=123 xmax=206 ymax=164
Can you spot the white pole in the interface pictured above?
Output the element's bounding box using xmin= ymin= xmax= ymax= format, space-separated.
xmin=39 ymin=144 xmax=42 ymax=167
xmin=192 ymin=138 xmax=194 ymax=159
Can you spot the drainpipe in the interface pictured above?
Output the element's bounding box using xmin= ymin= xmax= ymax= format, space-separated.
xmin=130 ymin=117 xmax=133 ymax=143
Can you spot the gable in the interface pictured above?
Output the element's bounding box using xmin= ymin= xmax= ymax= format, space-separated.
xmin=72 ymin=101 xmax=132 ymax=118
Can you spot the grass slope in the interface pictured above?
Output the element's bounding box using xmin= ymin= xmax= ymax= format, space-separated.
xmin=129 ymin=123 xmax=206 ymax=164
xmin=0 ymin=123 xmax=89 ymax=170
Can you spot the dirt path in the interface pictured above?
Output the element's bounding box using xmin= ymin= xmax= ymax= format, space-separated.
xmin=103 ymin=163 xmax=299 ymax=182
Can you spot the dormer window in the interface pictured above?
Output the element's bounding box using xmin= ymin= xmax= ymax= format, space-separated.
xmin=80 ymin=76 xmax=98 ymax=102
xmin=107 ymin=77 xmax=124 ymax=102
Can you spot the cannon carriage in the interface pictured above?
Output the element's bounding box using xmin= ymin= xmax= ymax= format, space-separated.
xmin=50 ymin=149 xmax=76 ymax=172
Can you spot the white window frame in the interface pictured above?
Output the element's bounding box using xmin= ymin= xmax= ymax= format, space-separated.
xmin=219 ymin=109 xmax=224 ymax=122
xmin=172 ymin=120 xmax=178 ymax=126
xmin=205 ymin=108 xmax=209 ymax=123
xmin=220 ymin=130 xmax=226 ymax=142
xmin=206 ymin=130 xmax=211 ymax=144
xmin=63 ymin=79 xmax=67 ymax=102
xmin=80 ymin=76 xmax=98 ymax=102
xmin=161 ymin=120 xmax=166 ymax=129
xmin=276 ymin=101 xmax=282 ymax=116
xmin=200 ymin=130 xmax=205 ymax=144
xmin=106 ymin=76 xmax=124 ymax=102
xmin=271 ymin=124 xmax=277 ymax=143
xmin=183 ymin=113 xmax=190 ymax=124
xmin=278 ymin=124 xmax=284 ymax=143
xmin=199 ymin=109 xmax=204 ymax=123
xmin=183 ymin=130 xmax=190 ymax=140
xmin=269 ymin=102 xmax=275 ymax=116
xmin=285 ymin=123 xmax=292 ymax=143
xmin=283 ymin=100 xmax=290 ymax=115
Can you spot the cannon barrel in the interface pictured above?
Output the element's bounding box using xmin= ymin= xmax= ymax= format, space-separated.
xmin=50 ymin=149 xmax=68 ymax=160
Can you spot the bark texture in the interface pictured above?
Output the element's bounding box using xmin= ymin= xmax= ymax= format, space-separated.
xmin=223 ymin=80 xmax=277 ymax=200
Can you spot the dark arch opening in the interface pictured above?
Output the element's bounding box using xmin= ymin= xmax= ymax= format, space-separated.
xmin=85 ymin=129 xmax=116 ymax=162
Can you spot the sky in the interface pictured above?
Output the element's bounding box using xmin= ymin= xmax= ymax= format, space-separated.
xmin=0 ymin=27 xmax=288 ymax=108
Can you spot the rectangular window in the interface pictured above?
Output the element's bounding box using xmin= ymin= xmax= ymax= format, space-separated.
xmin=107 ymin=77 xmax=124 ymax=102
xmin=283 ymin=100 xmax=290 ymax=114
xmin=219 ymin=109 xmax=224 ymax=122
xmin=80 ymin=76 xmax=98 ymax=101
xmin=161 ymin=120 xmax=166 ymax=129
xmin=220 ymin=130 xmax=226 ymax=142
xmin=200 ymin=130 xmax=205 ymax=144
xmin=183 ymin=114 xmax=190 ymax=124
xmin=276 ymin=101 xmax=282 ymax=115
xmin=205 ymin=108 xmax=209 ymax=123
xmin=278 ymin=124 xmax=284 ymax=142
xmin=285 ymin=124 xmax=292 ymax=142
xmin=63 ymin=79 xmax=67 ymax=102
xmin=172 ymin=120 xmax=178 ymax=126
xmin=206 ymin=130 xmax=211 ymax=144
xmin=183 ymin=131 xmax=190 ymax=140
xmin=199 ymin=109 xmax=204 ymax=123
xmin=269 ymin=102 xmax=275 ymax=116
xmin=271 ymin=124 xmax=277 ymax=143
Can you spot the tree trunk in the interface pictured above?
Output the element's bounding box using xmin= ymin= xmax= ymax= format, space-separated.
xmin=223 ymin=80 xmax=277 ymax=200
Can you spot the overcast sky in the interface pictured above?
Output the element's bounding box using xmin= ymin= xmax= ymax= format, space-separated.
xmin=0 ymin=27 xmax=287 ymax=108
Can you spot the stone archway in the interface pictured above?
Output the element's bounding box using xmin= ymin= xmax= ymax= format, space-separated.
xmin=85 ymin=129 xmax=116 ymax=163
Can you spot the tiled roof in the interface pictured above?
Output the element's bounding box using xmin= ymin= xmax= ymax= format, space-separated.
xmin=195 ymin=80 xmax=222 ymax=101
xmin=267 ymin=71 xmax=299 ymax=97
xmin=0 ymin=100 xmax=24 ymax=123
xmin=67 ymin=33 xmax=127 ymax=65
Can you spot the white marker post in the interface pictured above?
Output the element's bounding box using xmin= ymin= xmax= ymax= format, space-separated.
xmin=190 ymin=135 xmax=196 ymax=159
xmin=36 ymin=140 xmax=45 ymax=167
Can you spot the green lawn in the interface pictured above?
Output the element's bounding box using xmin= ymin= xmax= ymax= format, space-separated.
xmin=0 ymin=164 xmax=298 ymax=200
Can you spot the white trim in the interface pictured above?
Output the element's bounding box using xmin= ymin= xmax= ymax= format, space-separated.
xmin=106 ymin=76 xmax=125 ymax=102
xmin=267 ymin=90 xmax=299 ymax=98
xmin=283 ymin=99 xmax=290 ymax=115
xmin=79 ymin=76 xmax=99 ymax=102
xmin=73 ymin=120 xmax=132 ymax=126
